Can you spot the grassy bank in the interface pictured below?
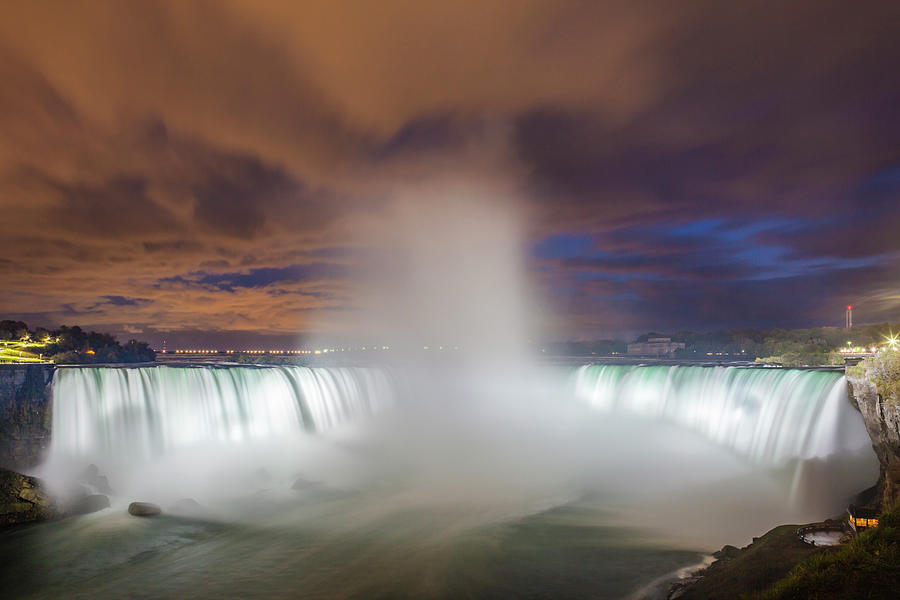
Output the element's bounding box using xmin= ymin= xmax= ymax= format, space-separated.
xmin=756 ymin=503 xmax=900 ymax=599
xmin=675 ymin=503 xmax=900 ymax=599
xmin=674 ymin=524 xmax=825 ymax=599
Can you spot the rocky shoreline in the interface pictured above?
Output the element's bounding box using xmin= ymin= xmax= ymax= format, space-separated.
xmin=0 ymin=464 xmax=160 ymax=528
xmin=0 ymin=467 xmax=59 ymax=526
xmin=664 ymin=519 xmax=847 ymax=599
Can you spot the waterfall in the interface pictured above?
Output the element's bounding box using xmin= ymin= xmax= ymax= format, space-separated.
xmin=572 ymin=365 xmax=870 ymax=465
xmin=50 ymin=365 xmax=394 ymax=460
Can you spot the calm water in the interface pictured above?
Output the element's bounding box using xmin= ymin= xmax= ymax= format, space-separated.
xmin=0 ymin=493 xmax=701 ymax=599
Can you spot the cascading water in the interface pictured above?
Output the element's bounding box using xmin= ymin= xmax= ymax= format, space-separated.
xmin=49 ymin=365 xmax=393 ymax=461
xmin=10 ymin=362 xmax=881 ymax=599
xmin=572 ymin=365 xmax=870 ymax=465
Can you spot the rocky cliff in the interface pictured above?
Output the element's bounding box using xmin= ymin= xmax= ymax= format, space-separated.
xmin=0 ymin=364 xmax=54 ymax=470
xmin=0 ymin=467 xmax=59 ymax=526
xmin=847 ymin=372 xmax=900 ymax=509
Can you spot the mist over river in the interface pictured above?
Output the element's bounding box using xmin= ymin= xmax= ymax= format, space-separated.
xmin=0 ymin=362 xmax=878 ymax=599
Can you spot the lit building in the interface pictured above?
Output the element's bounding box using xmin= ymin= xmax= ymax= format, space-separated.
xmin=626 ymin=337 xmax=685 ymax=356
xmin=847 ymin=504 xmax=879 ymax=532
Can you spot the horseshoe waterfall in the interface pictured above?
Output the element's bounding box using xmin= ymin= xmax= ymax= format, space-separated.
xmin=572 ymin=365 xmax=871 ymax=465
xmin=49 ymin=365 xmax=394 ymax=461
xmin=5 ymin=362 xmax=880 ymax=600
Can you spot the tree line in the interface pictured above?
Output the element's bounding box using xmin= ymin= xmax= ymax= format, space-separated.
xmin=550 ymin=323 xmax=897 ymax=366
xmin=0 ymin=320 xmax=155 ymax=364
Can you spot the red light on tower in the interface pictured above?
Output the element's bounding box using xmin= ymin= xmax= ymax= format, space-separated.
xmin=847 ymin=305 xmax=853 ymax=311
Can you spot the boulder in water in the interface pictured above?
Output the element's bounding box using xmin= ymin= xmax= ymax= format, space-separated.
xmin=69 ymin=494 xmax=110 ymax=515
xmin=128 ymin=501 xmax=161 ymax=517
xmin=291 ymin=477 xmax=322 ymax=491
xmin=81 ymin=464 xmax=100 ymax=480
xmin=78 ymin=464 xmax=115 ymax=495
xmin=66 ymin=482 xmax=92 ymax=499
xmin=93 ymin=475 xmax=114 ymax=495
xmin=171 ymin=497 xmax=201 ymax=510
xmin=168 ymin=498 xmax=211 ymax=519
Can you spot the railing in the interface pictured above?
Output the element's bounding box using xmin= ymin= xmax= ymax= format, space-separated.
xmin=796 ymin=522 xmax=849 ymax=546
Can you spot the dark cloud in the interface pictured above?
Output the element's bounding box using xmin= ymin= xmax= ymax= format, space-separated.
xmin=755 ymin=195 xmax=900 ymax=261
xmin=193 ymin=157 xmax=292 ymax=239
xmin=143 ymin=240 xmax=205 ymax=254
xmin=157 ymin=263 xmax=348 ymax=293
xmin=368 ymin=114 xmax=474 ymax=161
xmin=97 ymin=296 xmax=153 ymax=307
xmin=50 ymin=176 xmax=177 ymax=236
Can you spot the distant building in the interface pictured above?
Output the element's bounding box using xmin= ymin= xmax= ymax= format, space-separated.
xmin=626 ymin=337 xmax=685 ymax=356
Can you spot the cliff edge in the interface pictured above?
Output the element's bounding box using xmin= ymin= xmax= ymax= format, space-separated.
xmin=0 ymin=364 xmax=54 ymax=470
xmin=847 ymin=351 xmax=900 ymax=510
xmin=0 ymin=467 xmax=59 ymax=527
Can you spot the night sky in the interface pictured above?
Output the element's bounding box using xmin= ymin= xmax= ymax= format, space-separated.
xmin=0 ymin=1 xmax=898 ymax=347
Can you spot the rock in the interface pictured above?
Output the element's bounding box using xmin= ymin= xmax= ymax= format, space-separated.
xmin=0 ymin=364 xmax=54 ymax=470
xmin=128 ymin=501 xmax=161 ymax=517
xmin=847 ymin=374 xmax=900 ymax=509
xmin=93 ymin=475 xmax=114 ymax=495
xmin=78 ymin=464 xmax=115 ymax=495
xmin=291 ymin=477 xmax=322 ymax=491
xmin=66 ymin=482 xmax=92 ymax=499
xmin=168 ymin=497 xmax=210 ymax=519
xmin=668 ymin=576 xmax=702 ymax=599
xmin=0 ymin=467 xmax=58 ymax=527
xmin=19 ymin=485 xmax=40 ymax=503
xmin=171 ymin=497 xmax=201 ymax=510
xmin=712 ymin=545 xmax=741 ymax=560
xmin=69 ymin=494 xmax=110 ymax=515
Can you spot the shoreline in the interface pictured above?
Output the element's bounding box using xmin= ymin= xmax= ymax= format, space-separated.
xmin=660 ymin=515 xmax=853 ymax=599
xmin=629 ymin=554 xmax=716 ymax=600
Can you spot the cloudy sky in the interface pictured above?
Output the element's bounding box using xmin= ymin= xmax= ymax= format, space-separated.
xmin=0 ymin=1 xmax=898 ymax=347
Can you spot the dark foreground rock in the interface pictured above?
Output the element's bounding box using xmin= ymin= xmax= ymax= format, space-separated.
xmin=128 ymin=501 xmax=161 ymax=516
xmin=668 ymin=524 xmax=824 ymax=599
xmin=68 ymin=494 xmax=110 ymax=515
xmin=0 ymin=467 xmax=58 ymax=527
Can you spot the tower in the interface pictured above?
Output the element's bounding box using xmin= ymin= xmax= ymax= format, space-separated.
xmin=846 ymin=305 xmax=853 ymax=328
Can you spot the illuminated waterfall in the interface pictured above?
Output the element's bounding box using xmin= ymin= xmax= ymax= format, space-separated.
xmin=49 ymin=363 xmax=870 ymax=473
xmin=572 ymin=365 xmax=870 ymax=464
xmin=50 ymin=365 xmax=393 ymax=460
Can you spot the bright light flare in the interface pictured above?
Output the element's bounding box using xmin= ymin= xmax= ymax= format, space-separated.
xmin=883 ymin=329 xmax=899 ymax=350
